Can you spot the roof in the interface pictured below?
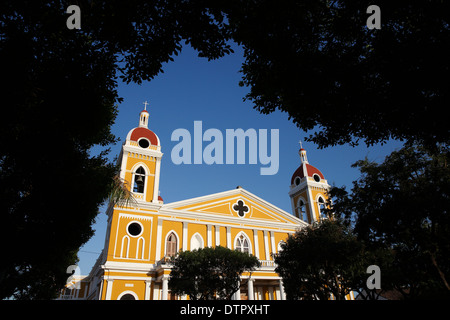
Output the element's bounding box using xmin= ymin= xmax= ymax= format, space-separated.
xmin=291 ymin=163 xmax=325 ymax=185
xmin=127 ymin=127 xmax=160 ymax=146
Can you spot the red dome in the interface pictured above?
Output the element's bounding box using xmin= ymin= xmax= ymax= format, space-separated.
xmin=128 ymin=127 xmax=159 ymax=146
xmin=291 ymin=163 xmax=325 ymax=185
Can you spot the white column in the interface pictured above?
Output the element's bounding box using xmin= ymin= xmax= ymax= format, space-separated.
xmin=207 ymin=224 xmax=212 ymax=247
xmin=215 ymin=225 xmax=221 ymax=246
xmin=226 ymin=227 xmax=231 ymax=248
xmin=306 ymin=186 xmax=316 ymax=222
xmin=152 ymin=158 xmax=161 ymax=203
xmin=232 ymin=280 xmax=240 ymax=300
xmin=253 ymin=229 xmax=259 ymax=259
xmin=263 ymin=231 xmax=269 ymax=260
xmin=144 ymin=279 xmax=152 ymax=300
xmin=105 ymin=279 xmax=114 ymax=300
xmin=247 ymin=278 xmax=255 ymax=300
xmin=182 ymin=222 xmax=188 ymax=251
xmin=269 ymin=287 xmax=274 ymax=300
xmin=270 ymin=231 xmax=276 ymax=258
xmin=162 ymin=276 xmax=169 ymax=300
xmin=154 ymin=219 xmax=163 ymax=262
xmin=279 ymin=280 xmax=286 ymax=300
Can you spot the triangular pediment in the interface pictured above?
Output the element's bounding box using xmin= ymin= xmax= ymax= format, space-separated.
xmin=162 ymin=188 xmax=305 ymax=227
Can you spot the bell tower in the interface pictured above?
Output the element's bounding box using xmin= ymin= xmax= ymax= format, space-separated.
xmin=118 ymin=102 xmax=163 ymax=203
xmin=288 ymin=143 xmax=330 ymax=224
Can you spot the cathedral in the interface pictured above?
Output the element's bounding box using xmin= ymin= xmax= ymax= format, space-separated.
xmin=60 ymin=106 xmax=345 ymax=300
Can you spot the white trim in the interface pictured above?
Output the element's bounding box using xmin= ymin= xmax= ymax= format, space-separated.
xmin=233 ymin=231 xmax=252 ymax=254
xmin=120 ymin=235 xmax=130 ymax=258
xmin=105 ymin=279 xmax=114 ymax=300
xmin=126 ymin=220 xmax=144 ymax=238
xmin=136 ymin=236 xmax=145 ymax=260
xmin=215 ymin=225 xmax=220 ymax=246
xmin=163 ymin=188 xmax=304 ymax=224
xmin=102 ymin=261 xmax=154 ymax=272
xmin=316 ymin=194 xmax=326 ymax=220
xmin=182 ymin=222 xmax=188 ymax=251
xmin=137 ymin=137 xmax=150 ymax=148
xmin=130 ymin=163 xmax=149 ymax=197
xmin=226 ymin=226 xmax=231 ymax=248
xmin=295 ymin=196 xmax=308 ymax=221
xmin=306 ymin=186 xmax=316 ymax=222
xmin=270 ymin=231 xmax=276 ymax=256
xmin=164 ymin=230 xmax=180 ymax=257
xmin=117 ymin=290 xmax=139 ymax=300
xmin=263 ymin=231 xmax=269 ymax=260
xmin=190 ymin=232 xmax=204 ymax=251
xmin=154 ymin=219 xmax=163 ymax=261
xmin=253 ymin=229 xmax=260 ymax=259
xmin=152 ymin=157 xmax=162 ymax=203
xmin=144 ymin=279 xmax=152 ymax=300
xmin=207 ymin=225 xmax=212 ymax=247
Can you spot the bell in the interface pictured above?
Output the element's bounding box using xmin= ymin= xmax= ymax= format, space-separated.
xmin=135 ymin=175 xmax=144 ymax=184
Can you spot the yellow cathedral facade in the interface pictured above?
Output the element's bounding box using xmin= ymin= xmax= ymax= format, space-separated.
xmin=60 ymin=106 xmax=348 ymax=300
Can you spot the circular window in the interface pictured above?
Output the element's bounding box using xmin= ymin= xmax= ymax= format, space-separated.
xmin=127 ymin=222 xmax=143 ymax=237
xmin=138 ymin=138 xmax=150 ymax=148
xmin=313 ymin=174 xmax=321 ymax=182
xmin=294 ymin=177 xmax=301 ymax=186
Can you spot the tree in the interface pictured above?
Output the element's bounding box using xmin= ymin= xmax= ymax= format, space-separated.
xmin=275 ymin=218 xmax=374 ymax=300
xmin=0 ymin=0 xmax=234 ymax=299
xmin=168 ymin=246 xmax=260 ymax=300
xmin=330 ymin=143 xmax=450 ymax=299
xmin=3 ymin=0 xmax=448 ymax=299
xmin=229 ymin=0 xmax=450 ymax=148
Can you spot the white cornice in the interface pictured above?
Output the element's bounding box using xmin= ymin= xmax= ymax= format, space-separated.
xmin=123 ymin=144 xmax=163 ymax=158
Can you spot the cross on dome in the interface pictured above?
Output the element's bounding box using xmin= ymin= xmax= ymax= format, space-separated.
xmin=143 ymin=101 xmax=149 ymax=110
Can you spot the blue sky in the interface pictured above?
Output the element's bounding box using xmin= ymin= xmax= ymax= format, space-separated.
xmin=77 ymin=44 xmax=404 ymax=274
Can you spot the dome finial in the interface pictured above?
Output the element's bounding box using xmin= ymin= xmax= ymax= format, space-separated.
xmin=298 ymin=140 xmax=308 ymax=163
xmin=139 ymin=101 xmax=149 ymax=128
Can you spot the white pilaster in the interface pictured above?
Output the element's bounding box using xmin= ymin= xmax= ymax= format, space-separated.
xmin=161 ymin=276 xmax=169 ymax=300
xmin=144 ymin=279 xmax=152 ymax=300
xmin=154 ymin=219 xmax=163 ymax=261
xmin=152 ymin=157 xmax=161 ymax=203
xmin=105 ymin=279 xmax=114 ymax=300
xmin=182 ymin=222 xmax=188 ymax=251
xmin=253 ymin=229 xmax=260 ymax=259
xmin=270 ymin=231 xmax=276 ymax=257
xmin=263 ymin=231 xmax=269 ymax=260
xmin=215 ymin=225 xmax=220 ymax=246
xmin=207 ymin=224 xmax=212 ymax=247
xmin=247 ymin=278 xmax=255 ymax=300
xmin=226 ymin=227 xmax=231 ymax=248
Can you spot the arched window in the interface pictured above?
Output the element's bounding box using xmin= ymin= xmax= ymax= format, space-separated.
xmin=297 ymin=199 xmax=307 ymax=221
xmin=133 ymin=166 xmax=146 ymax=193
xmin=166 ymin=232 xmax=178 ymax=257
xmin=235 ymin=233 xmax=250 ymax=254
xmin=120 ymin=293 xmax=136 ymax=300
xmin=318 ymin=197 xmax=327 ymax=220
xmin=190 ymin=233 xmax=204 ymax=251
